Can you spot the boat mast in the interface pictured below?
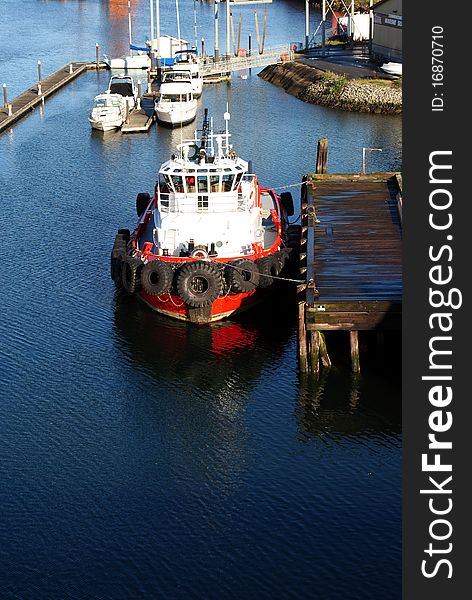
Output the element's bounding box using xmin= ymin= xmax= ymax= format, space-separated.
xmin=175 ymin=0 xmax=182 ymax=50
xmin=128 ymin=1 xmax=133 ymax=55
xmin=149 ymin=0 xmax=155 ymax=63
xmin=155 ymin=0 xmax=161 ymax=62
xmin=193 ymin=0 xmax=198 ymax=50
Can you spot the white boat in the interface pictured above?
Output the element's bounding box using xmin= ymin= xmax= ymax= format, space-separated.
xmin=105 ymin=36 xmax=189 ymax=71
xmin=89 ymin=94 xmax=127 ymax=131
xmin=154 ymin=72 xmax=197 ymax=127
xmin=104 ymin=52 xmax=150 ymax=70
xmin=107 ymin=75 xmax=137 ymax=111
xmin=380 ymin=62 xmax=402 ymax=77
xmin=103 ymin=1 xmax=151 ymax=70
xmin=167 ymin=49 xmax=203 ymax=98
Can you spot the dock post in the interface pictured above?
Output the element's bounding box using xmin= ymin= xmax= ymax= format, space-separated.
xmin=137 ymin=81 xmax=142 ymax=109
xmin=319 ymin=332 xmax=332 ymax=368
xmin=37 ymin=82 xmax=42 ymax=96
xmin=37 ymin=61 xmax=42 ymax=83
xmin=95 ymin=43 xmax=100 ymax=70
xmin=309 ymin=331 xmax=321 ymax=376
xmin=8 ymin=104 xmax=12 ymax=117
xmin=3 ymin=83 xmax=7 ymax=108
xmin=298 ymin=301 xmax=309 ymax=373
xmin=201 ymin=37 xmax=205 ymax=59
xmin=69 ymin=63 xmax=73 ymax=74
xmin=350 ymin=331 xmax=360 ymax=374
xmin=125 ymin=103 xmax=129 ymax=124
xmin=316 ymin=138 xmax=329 ymax=174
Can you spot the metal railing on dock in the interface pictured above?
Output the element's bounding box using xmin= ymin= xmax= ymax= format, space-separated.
xmin=200 ymin=44 xmax=295 ymax=78
xmin=297 ymin=142 xmax=402 ymax=376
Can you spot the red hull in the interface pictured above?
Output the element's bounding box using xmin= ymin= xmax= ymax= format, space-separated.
xmin=138 ymin=287 xmax=272 ymax=323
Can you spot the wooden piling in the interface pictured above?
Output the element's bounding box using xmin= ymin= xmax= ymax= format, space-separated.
xmin=319 ymin=332 xmax=332 ymax=368
xmin=309 ymin=330 xmax=321 ymax=376
xmin=298 ymin=301 xmax=309 ymax=373
xmin=350 ymin=331 xmax=360 ymax=374
xmin=37 ymin=61 xmax=42 ymax=83
xmin=3 ymin=83 xmax=7 ymax=109
xmin=316 ymin=138 xmax=329 ymax=174
xmin=95 ymin=43 xmax=100 ymax=70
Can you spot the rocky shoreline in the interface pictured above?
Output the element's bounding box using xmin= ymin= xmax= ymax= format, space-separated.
xmin=259 ymin=62 xmax=402 ymax=115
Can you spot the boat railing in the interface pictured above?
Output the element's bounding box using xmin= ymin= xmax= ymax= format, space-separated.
xmin=160 ymin=191 xmax=244 ymax=214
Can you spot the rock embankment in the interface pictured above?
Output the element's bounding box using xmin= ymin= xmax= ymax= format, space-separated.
xmin=259 ymin=62 xmax=402 ymax=115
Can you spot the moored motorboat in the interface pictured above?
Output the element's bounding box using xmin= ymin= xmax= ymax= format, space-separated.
xmin=89 ymin=93 xmax=127 ymax=131
xmin=166 ymin=49 xmax=203 ymax=98
xmin=110 ymin=110 xmax=297 ymax=324
xmin=107 ymin=74 xmax=137 ymax=111
xmin=104 ymin=52 xmax=150 ymax=70
xmin=154 ymin=72 xmax=197 ymax=126
xmin=380 ymin=61 xmax=402 ymax=77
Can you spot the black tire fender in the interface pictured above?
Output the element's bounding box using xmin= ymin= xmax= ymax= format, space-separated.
xmin=141 ymin=260 xmax=174 ymax=296
xmin=225 ymin=259 xmax=260 ymax=293
xmin=121 ymin=256 xmax=143 ymax=293
xmin=176 ymin=261 xmax=224 ymax=308
xmin=256 ymin=255 xmax=279 ymax=288
xmin=110 ymin=248 xmax=125 ymax=286
xmin=280 ymin=191 xmax=294 ymax=216
xmin=136 ymin=192 xmax=151 ymax=217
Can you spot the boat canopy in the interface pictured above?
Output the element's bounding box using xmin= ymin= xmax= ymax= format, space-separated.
xmin=129 ymin=44 xmax=150 ymax=52
xmin=129 ymin=45 xmax=176 ymax=66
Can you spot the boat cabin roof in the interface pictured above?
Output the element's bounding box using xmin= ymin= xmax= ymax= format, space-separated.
xmin=159 ymin=81 xmax=193 ymax=95
xmin=162 ymin=71 xmax=193 ymax=83
xmin=93 ymin=94 xmax=123 ymax=107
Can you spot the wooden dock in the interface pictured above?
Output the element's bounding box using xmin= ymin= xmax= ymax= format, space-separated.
xmin=298 ymin=169 xmax=402 ymax=375
xmin=0 ymin=62 xmax=107 ymax=135
xmin=122 ymin=94 xmax=155 ymax=133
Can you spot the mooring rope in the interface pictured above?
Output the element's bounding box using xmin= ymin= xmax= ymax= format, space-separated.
xmin=218 ymin=260 xmax=305 ymax=285
xmin=272 ymin=178 xmax=314 ymax=191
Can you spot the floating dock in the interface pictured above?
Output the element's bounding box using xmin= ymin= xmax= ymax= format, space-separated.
xmin=121 ymin=94 xmax=155 ymax=133
xmin=297 ymin=165 xmax=402 ymax=375
xmin=0 ymin=62 xmax=108 ymax=135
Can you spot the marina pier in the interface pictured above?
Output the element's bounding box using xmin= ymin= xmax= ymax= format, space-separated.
xmin=297 ymin=144 xmax=402 ymax=375
xmin=0 ymin=61 xmax=109 ymax=135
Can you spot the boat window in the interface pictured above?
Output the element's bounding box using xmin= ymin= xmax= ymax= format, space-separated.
xmin=224 ymin=168 xmax=232 ymax=172
xmin=209 ymin=175 xmax=220 ymax=193
xmin=185 ymin=175 xmax=196 ymax=193
xmin=161 ymin=94 xmax=185 ymax=103
xmin=197 ymin=176 xmax=208 ymax=193
xmin=198 ymin=196 xmax=209 ymax=210
xmin=222 ymin=174 xmax=235 ymax=192
xmin=234 ymin=173 xmax=243 ymax=189
xmin=172 ymin=175 xmax=184 ymax=193
xmin=162 ymin=174 xmax=172 ymax=191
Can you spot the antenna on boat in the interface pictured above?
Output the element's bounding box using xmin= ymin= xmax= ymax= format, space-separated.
xmin=200 ymin=108 xmax=210 ymax=151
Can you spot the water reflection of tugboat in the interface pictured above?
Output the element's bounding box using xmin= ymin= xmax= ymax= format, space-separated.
xmin=110 ymin=109 xmax=298 ymax=324
xmin=112 ymin=292 xmax=295 ymax=396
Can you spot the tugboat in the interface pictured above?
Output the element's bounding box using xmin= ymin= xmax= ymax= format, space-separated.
xmin=110 ymin=109 xmax=297 ymax=324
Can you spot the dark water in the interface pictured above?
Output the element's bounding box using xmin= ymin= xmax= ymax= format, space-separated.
xmin=0 ymin=2 xmax=401 ymax=599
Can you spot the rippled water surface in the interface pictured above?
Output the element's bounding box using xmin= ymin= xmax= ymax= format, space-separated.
xmin=1 ymin=2 xmax=401 ymax=599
